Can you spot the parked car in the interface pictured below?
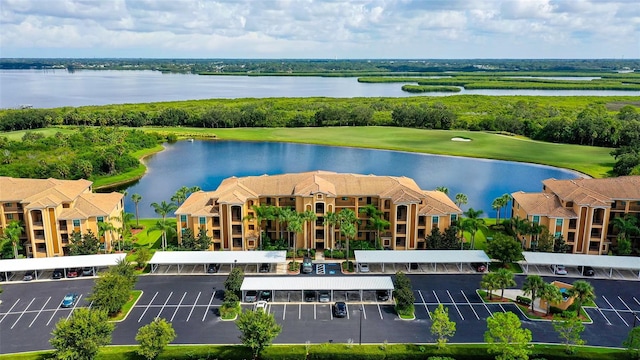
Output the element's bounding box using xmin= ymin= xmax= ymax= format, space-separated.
xmin=52 ymin=269 xmax=64 ymax=279
xmin=582 ymin=266 xmax=595 ymax=276
xmin=82 ymin=267 xmax=94 ymax=276
xmin=302 ymin=257 xmax=313 ymax=274
xmin=376 ymin=290 xmax=389 ymax=301
xmin=333 ymin=302 xmax=347 ymax=318
xmin=259 ymin=290 xmax=272 ymax=302
xmin=259 ymin=263 xmax=270 ymax=273
xmin=0 ymin=272 xmax=13 ymax=281
xmin=318 ymin=291 xmax=331 ymax=303
xmin=61 ymin=293 xmax=78 ymax=308
xmin=245 ymin=290 xmax=258 ymax=302
xmin=207 ymin=264 xmax=218 ymax=274
xmin=553 ymin=265 xmax=568 ymax=275
xmin=254 ymin=300 xmax=268 ymax=312
xmin=23 ymin=271 xmax=34 ymax=281
xmin=304 ymin=291 xmax=316 ymax=302
xmin=471 ymin=263 xmax=487 ymax=272
xmin=66 ymin=268 xmax=79 ymax=278
xmin=410 ymin=263 xmax=419 ymax=270
xmin=358 ymin=263 xmax=370 ymax=273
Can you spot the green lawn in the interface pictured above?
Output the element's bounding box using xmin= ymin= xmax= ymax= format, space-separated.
xmin=109 ymin=290 xmax=142 ymax=322
xmin=131 ymin=219 xmax=163 ymax=249
xmin=133 ymin=126 xmax=613 ymax=178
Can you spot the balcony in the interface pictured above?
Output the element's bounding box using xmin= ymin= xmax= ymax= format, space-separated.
xmin=32 ymin=221 xmax=44 ymax=228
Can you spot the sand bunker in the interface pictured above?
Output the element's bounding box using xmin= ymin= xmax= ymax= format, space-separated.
xmin=451 ymin=137 xmax=471 ymax=142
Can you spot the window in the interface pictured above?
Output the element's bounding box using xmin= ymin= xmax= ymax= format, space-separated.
xmin=566 ymin=201 xmax=573 ymax=207
xmin=4 ymin=203 xmax=12 ymax=207
xmin=97 ymin=216 xmax=104 ymax=223
xmin=317 ymin=194 xmax=322 ymax=199
xmin=432 ymin=216 xmax=439 ymax=226
xmin=556 ymin=219 xmax=563 ymax=227
xmin=199 ymin=217 xmax=206 ymax=225
xmin=342 ymin=197 xmax=348 ymax=201
xmin=555 ymin=231 xmax=562 ymax=238
xmin=180 ymin=215 xmax=187 ymax=222
xmin=532 ymin=215 xmax=540 ymax=224
xmin=6 ymin=214 xmax=13 ymax=220
xmin=73 ymin=219 xmax=80 ymax=227
xmin=450 ymin=214 xmax=457 ymax=222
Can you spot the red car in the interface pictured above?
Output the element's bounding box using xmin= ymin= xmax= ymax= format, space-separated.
xmin=472 ymin=263 xmax=487 ymax=272
xmin=66 ymin=268 xmax=79 ymax=278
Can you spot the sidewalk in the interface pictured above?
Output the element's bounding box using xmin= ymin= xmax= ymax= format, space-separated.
xmin=501 ymin=289 xmax=546 ymax=313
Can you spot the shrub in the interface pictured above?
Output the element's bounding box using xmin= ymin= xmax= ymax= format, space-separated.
xmin=288 ymin=261 xmax=300 ymax=271
xmin=550 ymin=306 xmax=564 ymax=315
xmin=326 ymin=250 xmax=344 ymax=259
xmin=342 ymin=261 xmax=354 ymax=272
xmin=516 ymin=296 xmax=532 ymax=305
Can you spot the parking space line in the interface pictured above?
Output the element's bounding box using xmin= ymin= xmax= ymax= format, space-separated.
xmin=170 ymin=292 xmax=187 ymax=322
xmin=461 ymin=291 xmax=480 ymax=320
xmin=29 ymin=296 xmax=51 ymax=328
xmin=634 ymin=297 xmax=640 ymax=307
xmin=446 ymin=290 xmax=464 ymax=320
xmin=46 ymin=298 xmax=64 ymax=326
xmin=602 ymin=296 xmax=629 ymax=326
xmin=138 ymin=292 xmax=159 ymax=323
xmin=346 ymin=304 xmax=350 ymax=319
xmin=432 ymin=290 xmax=441 ymax=304
xmin=304 ymin=304 xmax=307 ymax=320
xmin=12 ymin=298 xmax=36 ymax=329
xmin=361 ymin=304 xmax=367 ymax=320
xmin=0 ymin=299 xmax=20 ymax=324
xmin=377 ymin=303 xmax=383 ymax=320
xmin=498 ymin=304 xmax=507 ymax=313
xmin=330 ymin=305 xmax=333 ymax=320
xmin=481 ymin=301 xmax=494 ymax=318
xmin=417 ymin=290 xmax=431 ymax=319
xmin=618 ymin=296 xmax=635 ymax=315
xmin=594 ymin=306 xmax=612 ymax=325
xmin=66 ymin=294 xmax=83 ymax=320
xmin=186 ymin=292 xmax=201 ymax=322
xmin=282 ymin=304 xmax=286 ymax=320
xmin=202 ymin=291 xmax=215 ymax=322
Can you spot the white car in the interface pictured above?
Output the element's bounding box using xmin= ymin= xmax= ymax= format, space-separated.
xmin=359 ymin=263 xmax=370 ymax=273
xmin=254 ymin=301 xmax=268 ymax=312
xmin=553 ymin=265 xmax=568 ymax=275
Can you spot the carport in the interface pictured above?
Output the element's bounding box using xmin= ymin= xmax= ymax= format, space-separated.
xmin=148 ymin=250 xmax=286 ymax=273
xmin=0 ymin=253 xmax=126 ymax=281
xmin=354 ymin=250 xmax=491 ymax=272
xmin=520 ymin=252 xmax=640 ymax=279
xmin=240 ymin=276 xmax=394 ymax=303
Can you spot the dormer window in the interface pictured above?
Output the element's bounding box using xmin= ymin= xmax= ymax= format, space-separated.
xmin=566 ymin=201 xmax=573 ymax=207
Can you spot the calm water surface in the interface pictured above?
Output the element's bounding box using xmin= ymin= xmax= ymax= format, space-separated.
xmin=123 ymin=140 xmax=584 ymax=218
xmin=1 ymin=70 xmax=638 ymax=108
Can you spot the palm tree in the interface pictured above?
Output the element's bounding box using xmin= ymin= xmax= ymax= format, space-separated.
xmin=150 ymin=201 xmax=177 ymax=221
xmin=511 ymin=216 xmax=531 ymax=248
xmin=244 ymin=204 xmax=273 ymax=250
xmin=115 ymin=211 xmax=134 ymax=242
xmin=324 ymin=211 xmax=340 ymax=249
xmin=499 ymin=193 xmax=512 ymax=220
xmin=146 ymin=218 xmax=177 ymax=251
xmin=454 ymin=193 xmax=468 ymax=208
xmin=284 ymin=209 xmax=303 ymax=260
xmin=461 ymin=208 xmax=486 ymax=249
xmin=4 ymin=220 xmax=24 ymax=258
xmin=362 ymin=204 xmax=390 ymax=248
xmin=300 ymin=210 xmax=317 ymax=250
xmin=480 ymin=272 xmax=500 ymax=300
xmin=522 ymin=275 xmax=546 ymax=313
xmin=612 ymin=215 xmax=640 ymax=251
xmin=491 ymin=198 xmax=502 ymax=222
xmin=131 ymin=193 xmax=142 ymax=226
xmin=435 ymin=186 xmax=449 ymax=195
xmin=495 ymin=268 xmax=516 ymax=300
xmin=171 ymin=186 xmax=190 ymax=205
xmin=569 ymin=280 xmax=596 ymax=317
xmin=338 ymin=209 xmax=359 ymax=261
xmin=97 ymin=221 xmax=116 ymax=252
xmin=539 ymin=283 xmax=563 ymax=316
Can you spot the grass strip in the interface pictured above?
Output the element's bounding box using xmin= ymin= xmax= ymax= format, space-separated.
xmin=109 ymin=290 xmax=143 ymax=322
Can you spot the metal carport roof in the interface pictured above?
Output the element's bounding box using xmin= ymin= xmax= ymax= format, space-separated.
xmin=354 ymin=250 xmax=491 ymax=264
xmin=149 ymin=250 xmax=286 ymax=265
xmin=521 ymin=252 xmax=640 ymax=278
xmin=241 ymin=276 xmax=394 ymax=291
xmin=0 ymin=253 xmax=126 ymax=274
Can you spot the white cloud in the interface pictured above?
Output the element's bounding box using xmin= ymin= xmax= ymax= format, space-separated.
xmin=0 ymin=0 xmax=638 ymax=58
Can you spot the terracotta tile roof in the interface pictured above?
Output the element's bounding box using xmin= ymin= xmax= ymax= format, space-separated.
xmin=176 ymin=171 xmax=462 ymax=216
xmin=419 ymin=191 xmax=462 ymax=215
xmin=511 ymin=191 xmax=577 ymax=218
xmin=0 ymin=177 xmax=91 ymax=202
xmin=542 ymin=176 xmax=640 ymax=206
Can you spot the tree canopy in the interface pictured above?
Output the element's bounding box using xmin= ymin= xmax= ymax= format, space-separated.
xmin=50 ymin=308 xmax=114 ymax=360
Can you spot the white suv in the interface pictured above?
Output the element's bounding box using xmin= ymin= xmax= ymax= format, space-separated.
xmin=254 ymin=301 xmax=268 ymax=312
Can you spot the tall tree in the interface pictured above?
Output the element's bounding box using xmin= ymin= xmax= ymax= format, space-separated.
xmin=150 ymin=200 xmax=177 ymax=221
xmin=430 ymin=303 xmax=456 ymax=349
xmin=612 ymin=215 xmax=640 ymax=255
xmin=236 ymin=309 xmax=282 ymax=359
xmin=486 ymin=233 xmax=524 ymax=266
xmin=623 ymin=326 xmax=640 ymax=358
xmin=245 ymin=204 xmax=273 ymax=250
xmin=569 ymin=280 xmax=596 ymax=317
xmin=195 ymin=227 xmax=212 ymax=251
xmin=454 ymin=193 xmax=468 ymax=208
xmin=461 ymin=208 xmax=486 ymax=249
xmin=131 ymin=193 xmax=142 ymax=226
xmin=323 ymin=211 xmax=340 ymax=250
xmin=511 ymin=216 xmax=531 ymax=248
xmin=338 ymin=208 xmax=359 ymax=261
xmin=362 ymin=204 xmax=390 ymax=248
xmin=3 ymin=220 xmax=23 ymax=259
xmin=50 ymin=308 xmax=114 ymax=360
xmin=68 ymin=230 xmax=100 ymax=256
xmin=97 ymin=220 xmax=116 ymax=252
xmin=539 ymin=283 xmax=563 ymax=316
xmin=495 ymin=268 xmax=516 ymax=300
xmin=435 ymin=186 xmax=449 ymax=194
xmin=484 ymin=312 xmax=532 ymax=360
xmin=481 ymin=272 xmax=500 ymax=300
xmin=522 ymin=275 xmax=546 ymax=313
xmin=553 ymin=311 xmax=585 ymax=354
xmin=146 ymin=218 xmax=176 ymax=251
xmin=300 ymin=209 xmax=317 ymax=250
xmin=136 ymin=318 xmax=176 ymax=360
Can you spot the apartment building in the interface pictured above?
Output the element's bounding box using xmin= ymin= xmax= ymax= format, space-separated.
xmin=511 ymin=176 xmax=640 ymax=255
xmin=0 ymin=177 xmax=123 ymax=257
xmin=175 ymin=171 xmax=462 ymax=251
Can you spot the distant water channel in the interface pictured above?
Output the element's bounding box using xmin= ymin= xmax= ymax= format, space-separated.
xmin=1 ymin=70 xmax=638 ymax=108
xmin=122 ymin=140 xmax=584 ymax=218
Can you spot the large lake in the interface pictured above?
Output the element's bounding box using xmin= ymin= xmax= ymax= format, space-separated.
xmin=1 ymin=69 xmax=638 ymax=108
xmin=122 ymin=140 xmax=583 ymax=218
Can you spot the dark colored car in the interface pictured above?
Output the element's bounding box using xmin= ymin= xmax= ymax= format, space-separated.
xmin=245 ymin=290 xmax=258 ymax=303
xmin=302 ymin=257 xmax=313 ymax=274
xmin=304 ymin=291 xmax=316 ymax=302
xmin=23 ymin=271 xmax=35 ymax=281
xmin=207 ymin=264 xmax=218 ymax=273
xmin=582 ymin=266 xmax=595 ymax=276
xmin=52 ymin=269 xmax=64 ymax=279
xmin=376 ymin=290 xmax=389 ymax=301
xmin=66 ymin=268 xmax=79 ymax=278
xmin=333 ymin=302 xmax=347 ymax=318
xmin=410 ymin=263 xmax=419 ymax=270
xmin=260 ymin=290 xmax=272 ymax=302
xmin=0 ymin=272 xmax=13 ymax=281
xmin=259 ymin=263 xmax=270 ymax=273
xmin=471 ymin=263 xmax=487 ymax=272
xmin=61 ymin=293 xmax=78 ymax=308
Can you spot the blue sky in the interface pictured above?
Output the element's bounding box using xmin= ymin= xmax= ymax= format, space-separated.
xmin=1 ymin=0 xmax=639 ymax=59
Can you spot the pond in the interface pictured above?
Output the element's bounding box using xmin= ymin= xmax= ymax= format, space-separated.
xmin=121 ymin=140 xmax=584 ymax=218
